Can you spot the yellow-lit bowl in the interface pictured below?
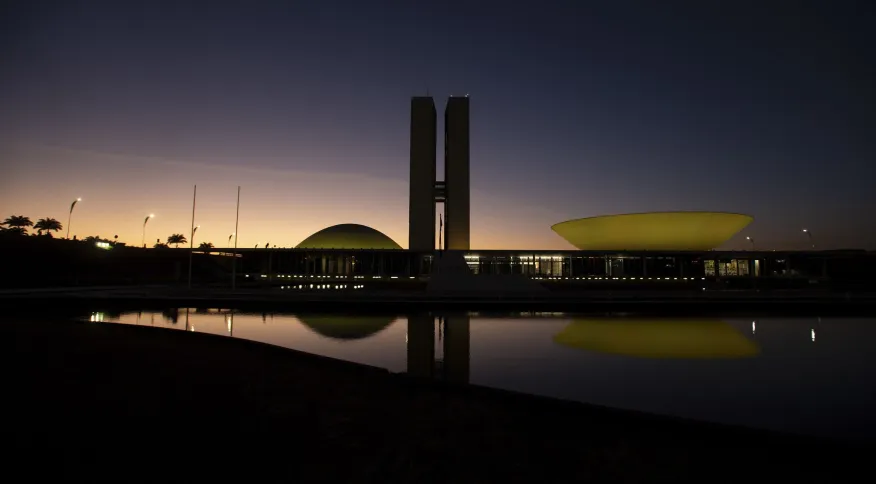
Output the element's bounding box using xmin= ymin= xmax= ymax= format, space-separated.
xmin=551 ymin=212 xmax=753 ymax=251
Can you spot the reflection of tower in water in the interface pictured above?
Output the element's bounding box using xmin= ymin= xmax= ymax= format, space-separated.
xmin=406 ymin=314 xmax=470 ymax=383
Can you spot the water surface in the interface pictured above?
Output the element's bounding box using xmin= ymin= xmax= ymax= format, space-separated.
xmin=85 ymin=309 xmax=876 ymax=441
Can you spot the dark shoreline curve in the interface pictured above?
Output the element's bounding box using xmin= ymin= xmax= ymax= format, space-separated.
xmin=4 ymin=317 xmax=867 ymax=481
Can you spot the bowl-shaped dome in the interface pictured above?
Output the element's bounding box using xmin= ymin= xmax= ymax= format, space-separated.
xmin=551 ymin=212 xmax=752 ymax=251
xmin=297 ymin=314 xmax=395 ymax=340
xmin=296 ymin=223 xmax=401 ymax=249
xmin=554 ymin=318 xmax=759 ymax=359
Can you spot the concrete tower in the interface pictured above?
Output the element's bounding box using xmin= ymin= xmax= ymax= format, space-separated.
xmin=408 ymin=97 xmax=437 ymax=251
xmin=444 ymin=96 xmax=470 ymax=250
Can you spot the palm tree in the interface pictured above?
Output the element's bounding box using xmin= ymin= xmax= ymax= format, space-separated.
xmin=0 ymin=226 xmax=27 ymax=236
xmin=167 ymin=234 xmax=187 ymax=248
xmin=34 ymin=218 xmax=63 ymax=237
xmin=198 ymin=242 xmax=214 ymax=250
xmin=2 ymin=215 xmax=33 ymax=234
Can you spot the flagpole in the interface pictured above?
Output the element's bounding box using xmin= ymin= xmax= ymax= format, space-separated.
xmin=231 ymin=186 xmax=240 ymax=289
xmin=187 ymin=185 xmax=197 ymax=289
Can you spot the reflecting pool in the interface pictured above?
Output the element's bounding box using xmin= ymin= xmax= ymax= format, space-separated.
xmin=84 ymin=309 xmax=876 ymax=441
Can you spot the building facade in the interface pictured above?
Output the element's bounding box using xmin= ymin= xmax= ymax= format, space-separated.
xmin=408 ymin=95 xmax=471 ymax=251
xmin=408 ymin=97 xmax=437 ymax=251
xmin=444 ymin=96 xmax=470 ymax=250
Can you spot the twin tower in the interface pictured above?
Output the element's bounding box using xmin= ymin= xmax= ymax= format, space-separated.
xmin=408 ymin=96 xmax=470 ymax=251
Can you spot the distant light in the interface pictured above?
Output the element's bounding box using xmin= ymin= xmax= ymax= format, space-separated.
xmin=77 ymin=197 xmax=82 ymax=201
xmin=811 ymin=329 xmax=816 ymax=342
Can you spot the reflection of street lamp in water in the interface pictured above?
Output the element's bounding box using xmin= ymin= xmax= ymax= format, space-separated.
xmin=142 ymin=214 xmax=154 ymax=247
xmin=66 ymin=197 xmax=81 ymax=239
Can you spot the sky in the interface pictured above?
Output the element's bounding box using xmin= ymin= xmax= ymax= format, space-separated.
xmin=1 ymin=0 xmax=874 ymax=250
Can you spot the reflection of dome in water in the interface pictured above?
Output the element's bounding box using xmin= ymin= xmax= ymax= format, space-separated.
xmin=553 ymin=318 xmax=759 ymax=359
xmin=297 ymin=314 xmax=395 ymax=340
xmin=296 ymin=224 xmax=401 ymax=249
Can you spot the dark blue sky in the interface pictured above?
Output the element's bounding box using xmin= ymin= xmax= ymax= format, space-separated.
xmin=2 ymin=0 xmax=874 ymax=249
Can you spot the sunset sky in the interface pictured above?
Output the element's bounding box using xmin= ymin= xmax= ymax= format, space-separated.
xmin=2 ymin=1 xmax=874 ymax=250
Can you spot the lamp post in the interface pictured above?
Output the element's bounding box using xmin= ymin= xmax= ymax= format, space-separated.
xmin=746 ymin=236 xmax=754 ymax=250
xmin=142 ymin=214 xmax=154 ymax=248
xmin=228 ymin=233 xmax=234 ymax=246
xmin=66 ymin=197 xmax=81 ymax=239
xmin=803 ymin=229 xmax=814 ymax=249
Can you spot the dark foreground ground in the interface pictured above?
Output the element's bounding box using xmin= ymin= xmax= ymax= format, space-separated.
xmin=4 ymin=318 xmax=868 ymax=482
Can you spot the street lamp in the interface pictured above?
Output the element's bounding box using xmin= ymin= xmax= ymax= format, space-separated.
xmin=802 ymin=229 xmax=814 ymax=249
xmin=142 ymin=214 xmax=154 ymax=248
xmin=66 ymin=198 xmax=81 ymax=239
xmin=191 ymin=225 xmax=200 ymax=247
xmin=746 ymin=236 xmax=754 ymax=250
xmin=228 ymin=233 xmax=235 ymax=246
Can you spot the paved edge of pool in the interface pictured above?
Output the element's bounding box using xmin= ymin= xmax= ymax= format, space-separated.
xmin=3 ymin=286 xmax=876 ymax=315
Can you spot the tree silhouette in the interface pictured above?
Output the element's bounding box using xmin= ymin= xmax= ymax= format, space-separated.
xmin=34 ymin=218 xmax=63 ymax=237
xmin=153 ymin=242 xmax=169 ymax=249
xmin=0 ymin=226 xmax=27 ymax=236
xmin=167 ymin=234 xmax=187 ymax=248
xmin=83 ymin=235 xmax=102 ymax=243
xmin=198 ymin=242 xmax=214 ymax=250
xmin=2 ymin=215 xmax=33 ymax=234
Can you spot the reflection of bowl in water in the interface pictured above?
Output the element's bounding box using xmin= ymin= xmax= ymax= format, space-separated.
xmin=297 ymin=314 xmax=395 ymax=340
xmin=553 ymin=318 xmax=759 ymax=359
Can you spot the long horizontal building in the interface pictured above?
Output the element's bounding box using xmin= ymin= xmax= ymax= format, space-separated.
xmin=222 ymin=246 xmax=875 ymax=291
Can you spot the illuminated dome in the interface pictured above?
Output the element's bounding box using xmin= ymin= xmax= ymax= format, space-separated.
xmin=554 ymin=318 xmax=759 ymax=359
xmin=551 ymin=212 xmax=753 ymax=251
xmin=297 ymin=314 xmax=395 ymax=340
xmin=296 ymin=223 xmax=401 ymax=249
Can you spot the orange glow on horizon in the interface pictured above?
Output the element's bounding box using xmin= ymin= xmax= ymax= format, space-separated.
xmin=1 ymin=144 xmax=573 ymax=250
